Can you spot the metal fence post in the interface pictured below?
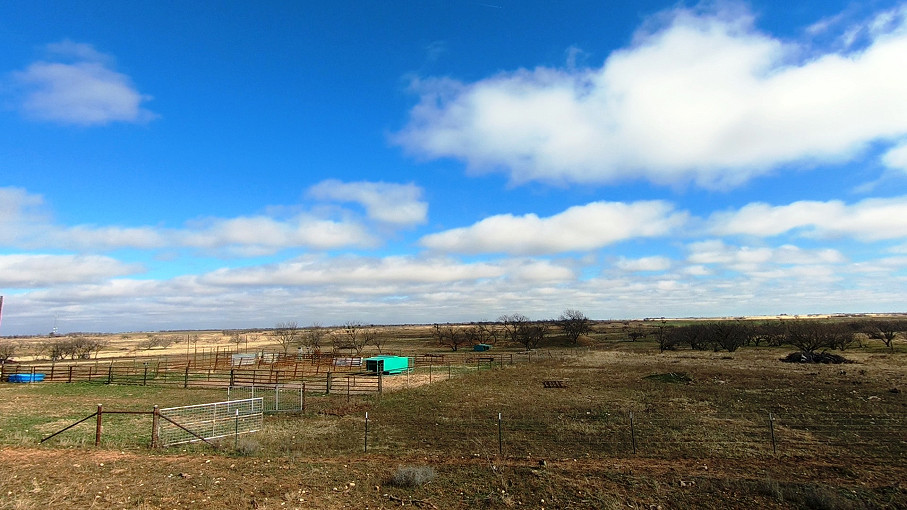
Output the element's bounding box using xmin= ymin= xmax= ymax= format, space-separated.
xmin=151 ymin=405 xmax=159 ymax=448
xmin=234 ymin=409 xmax=239 ymax=450
xmin=629 ymin=411 xmax=637 ymax=455
xmin=95 ymin=404 xmax=103 ymax=447
xmin=378 ymin=372 xmax=383 ymax=394
xmin=184 ymin=365 xmax=190 ymax=388
xmin=769 ymin=412 xmax=777 ymax=455
xmin=498 ymin=412 xmax=503 ymax=457
xmin=364 ymin=412 xmax=369 ymax=453
xmin=107 ymin=364 xmax=113 ymax=385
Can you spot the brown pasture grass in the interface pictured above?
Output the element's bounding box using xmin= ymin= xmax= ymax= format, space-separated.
xmin=0 ymin=331 xmax=905 ymax=509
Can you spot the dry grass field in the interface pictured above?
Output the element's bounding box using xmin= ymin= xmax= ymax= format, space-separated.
xmin=0 ymin=323 xmax=905 ymax=509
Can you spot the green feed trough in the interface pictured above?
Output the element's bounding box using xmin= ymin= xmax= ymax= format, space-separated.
xmin=365 ymin=355 xmax=410 ymax=375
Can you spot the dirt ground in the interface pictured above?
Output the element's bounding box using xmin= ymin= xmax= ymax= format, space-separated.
xmin=1 ymin=446 xmax=904 ymax=509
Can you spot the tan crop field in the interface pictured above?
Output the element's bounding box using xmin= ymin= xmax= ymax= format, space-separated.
xmin=0 ymin=320 xmax=905 ymax=509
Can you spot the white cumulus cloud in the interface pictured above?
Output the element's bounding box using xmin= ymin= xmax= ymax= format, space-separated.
xmin=882 ymin=141 xmax=907 ymax=173
xmin=616 ymin=256 xmax=673 ymax=272
xmin=708 ymin=196 xmax=907 ymax=240
xmin=395 ymin=4 xmax=907 ymax=188
xmin=0 ymin=254 xmax=142 ymax=288
xmin=420 ymin=200 xmax=687 ymax=255
xmin=12 ymin=40 xmax=156 ymax=126
xmin=306 ymin=180 xmax=428 ymax=226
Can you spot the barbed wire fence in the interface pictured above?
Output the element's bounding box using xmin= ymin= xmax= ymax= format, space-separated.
xmin=348 ymin=409 xmax=906 ymax=461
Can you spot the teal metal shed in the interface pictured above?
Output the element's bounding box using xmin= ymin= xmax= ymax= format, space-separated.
xmin=365 ymin=355 xmax=410 ymax=375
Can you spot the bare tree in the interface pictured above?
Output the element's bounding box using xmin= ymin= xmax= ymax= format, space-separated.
xmin=515 ymin=322 xmax=549 ymax=350
xmin=274 ymin=321 xmax=300 ymax=354
xmin=479 ymin=322 xmax=502 ymax=345
xmin=463 ymin=324 xmax=489 ymax=347
xmin=229 ymin=331 xmax=244 ymax=349
xmin=433 ymin=323 xmax=469 ymax=351
xmin=626 ymin=324 xmax=648 ymax=342
xmin=303 ymin=323 xmax=327 ymax=353
xmin=865 ymin=320 xmax=903 ymax=352
xmin=0 ymin=342 xmax=17 ymax=364
xmin=333 ymin=321 xmax=367 ymax=355
xmin=558 ymin=309 xmax=591 ymax=345
xmin=751 ymin=320 xmax=786 ymax=347
xmin=361 ymin=327 xmax=379 ymax=354
xmin=655 ymin=320 xmax=675 ymax=352
xmin=705 ymin=322 xmax=749 ymax=352
xmin=785 ymin=320 xmax=838 ymax=353
xmin=498 ymin=314 xmax=529 ymax=345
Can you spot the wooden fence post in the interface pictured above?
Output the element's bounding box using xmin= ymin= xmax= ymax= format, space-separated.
xmin=183 ymin=365 xmax=190 ymax=388
xmin=107 ymin=364 xmax=113 ymax=385
xmin=326 ymin=372 xmax=332 ymax=395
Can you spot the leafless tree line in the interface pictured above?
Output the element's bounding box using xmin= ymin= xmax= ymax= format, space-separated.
xmin=655 ymin=319 xmax=907 ymax=353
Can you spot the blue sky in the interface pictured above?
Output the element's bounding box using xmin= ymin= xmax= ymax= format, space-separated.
xmin=3 ymin=0 xmax=907 ymax=335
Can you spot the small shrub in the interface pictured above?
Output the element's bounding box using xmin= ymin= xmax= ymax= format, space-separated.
xmin=756 ymin=477 xmax=783 ymax=502
xmin=234 ymin=436 xmax=261 ymax=456
xmin=389 ymin=465 xmax=436 ymax=487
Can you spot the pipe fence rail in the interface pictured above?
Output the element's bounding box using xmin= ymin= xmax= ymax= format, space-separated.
xmin=157 ymin=398 xmax=263 ymax=447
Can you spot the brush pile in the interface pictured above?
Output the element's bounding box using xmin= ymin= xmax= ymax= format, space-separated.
xmin=780 ymin=351 xmax=853 ymax=364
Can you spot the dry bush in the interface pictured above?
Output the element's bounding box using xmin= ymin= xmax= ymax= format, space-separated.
xmin=389 ymin=465 xmax=436 ymax=487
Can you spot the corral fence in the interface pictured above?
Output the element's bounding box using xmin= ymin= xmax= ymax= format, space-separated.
xmin=1 ymin=362 xmax=387 ymax=395
xmin=227 ymin=385 xmax=305 ymax=413
xmin=157 ymin=398 xmax=263 ymax=448
xmin=0 ymin=350 xmax=530 ymax=391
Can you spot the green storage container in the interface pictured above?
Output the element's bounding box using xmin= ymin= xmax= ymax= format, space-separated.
xmin=365 ymin=355 xmax=410 ymax=375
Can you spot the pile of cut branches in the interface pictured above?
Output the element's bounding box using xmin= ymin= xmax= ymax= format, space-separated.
xmin=780 ymin=351 xmax=853 ymax=364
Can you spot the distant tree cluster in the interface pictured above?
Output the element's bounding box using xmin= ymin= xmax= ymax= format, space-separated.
xmin=657 ymin=319 xmax=906 ymax=353
xmin=42 ymin=336 xmax=108 ymax=360
xmin=138 ymin=335 xmax=178 ymax=351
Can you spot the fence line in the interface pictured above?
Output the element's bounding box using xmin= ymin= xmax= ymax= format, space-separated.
xmin=158 ymin=398 xmax=263 ymax=447
xmin=1 ymin=350 xmax=523 ymax=392
xmin=355 ymin=410 xmax=906 ymax=460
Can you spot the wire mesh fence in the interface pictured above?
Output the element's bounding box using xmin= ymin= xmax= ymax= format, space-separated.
xmin=227 ymin=385 xmax=305 ymax=413
xmin=158 ymin=397 xmax=263 ymax=447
